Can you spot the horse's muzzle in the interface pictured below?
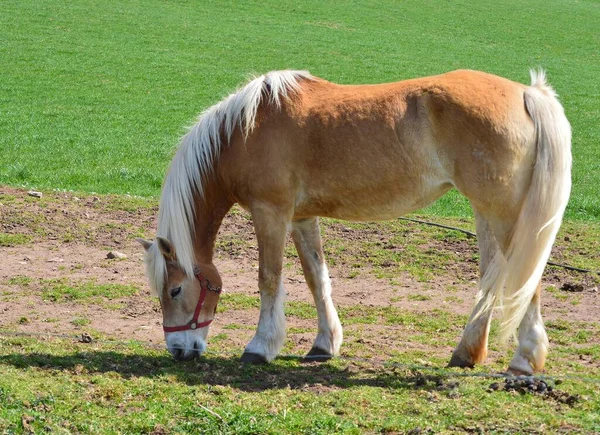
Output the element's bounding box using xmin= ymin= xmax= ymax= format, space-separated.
xmin=167 ymin=336 xmax=206 ymax=361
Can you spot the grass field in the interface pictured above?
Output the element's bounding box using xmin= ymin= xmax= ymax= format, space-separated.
xmin=1 ymin=0 xmax=599 ymax=219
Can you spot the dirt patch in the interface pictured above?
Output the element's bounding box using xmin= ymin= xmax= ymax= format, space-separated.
xmin=1 ymin=186 xmax=599 ymax=355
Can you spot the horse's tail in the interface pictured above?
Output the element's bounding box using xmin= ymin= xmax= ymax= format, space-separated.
xmin=478 ymin=69 xmax=572 ymax=343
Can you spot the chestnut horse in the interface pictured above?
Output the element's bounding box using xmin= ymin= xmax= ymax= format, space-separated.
xmin=139 ymin=69 xmax=571 ymax=375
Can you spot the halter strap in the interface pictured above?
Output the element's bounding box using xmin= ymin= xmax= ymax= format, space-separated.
xmin=162 ymin=266 xmax=222 ymax=333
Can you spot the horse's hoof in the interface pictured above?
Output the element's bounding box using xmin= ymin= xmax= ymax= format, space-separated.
xmin=303 ymin=347 xmax=333 ymax=362
xmin=447 ymin=353 xmax=475 ymax=369
xmin=240 ymin=352 xmax=268 ymax=364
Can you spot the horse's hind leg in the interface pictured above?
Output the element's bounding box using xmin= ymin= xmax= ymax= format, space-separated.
xmin=241 ymin=202 xmax=291 ymax=364
xmin=448 ymin=212 xmax=499 ymax=368
xmin=448 ymin=209 xmax=549 ymax=374
xmin=291 ymin=218 xmax=343 ymax=361
xmin=507 ymin=283 xmax=548 ymax=375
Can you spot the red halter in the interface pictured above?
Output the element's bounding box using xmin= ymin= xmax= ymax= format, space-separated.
xmin=162 ymin=266 xmax=222 ymax=333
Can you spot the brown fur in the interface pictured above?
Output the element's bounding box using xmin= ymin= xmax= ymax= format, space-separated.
xmin=217 ymin=70 xmax=534 ymax=224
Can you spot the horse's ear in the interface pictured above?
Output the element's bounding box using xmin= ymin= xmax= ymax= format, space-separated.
xmin=156 ymin=237 xmax=176 ymax=260
xmin=136 ymin=238 xmax=153 ymax=252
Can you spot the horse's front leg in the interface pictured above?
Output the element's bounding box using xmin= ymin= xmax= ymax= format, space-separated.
xmin=240 ymin=202 xmax=291 ymax=364
xmin=291 ymin=218 xmax=343 ymax=361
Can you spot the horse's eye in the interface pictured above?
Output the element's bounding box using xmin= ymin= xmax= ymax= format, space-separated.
xmin=170 ymin=286 xmax=182 ymax=299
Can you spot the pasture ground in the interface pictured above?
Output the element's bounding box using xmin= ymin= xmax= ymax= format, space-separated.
xmin=1 ymin=187 xmax=599 ymax=434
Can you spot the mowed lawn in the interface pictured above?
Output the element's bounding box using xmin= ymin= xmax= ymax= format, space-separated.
xmin=1 ymin=0 xmax=599 ymax=219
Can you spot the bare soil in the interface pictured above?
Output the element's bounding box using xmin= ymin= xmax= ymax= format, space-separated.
xmin=1 ymin=186 xmax=598 ymax=356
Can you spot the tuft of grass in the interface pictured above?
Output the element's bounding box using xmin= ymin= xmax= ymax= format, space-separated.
xmin=40 ymin=280 xmax=139 ymax=305
xmin=0 ymin=233 xmax=32 ymax=247
xmin=6 ymin=276 xmax=32 ymax=286
xmin=70 ymin=317 xmax=91 ymax=327
xmin=218 ymin=293 xmax=260 ymax=312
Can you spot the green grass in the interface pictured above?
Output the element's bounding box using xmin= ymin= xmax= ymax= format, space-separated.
xmin=1 ymin=0 xmax=599 ymax=220
xmin=1 ymin=308 xmax=599 ymax=434
xmin=0 ymin=233 xmax=32 ymax=247
xmin=40 ymin=279 xmax=139 ymax=305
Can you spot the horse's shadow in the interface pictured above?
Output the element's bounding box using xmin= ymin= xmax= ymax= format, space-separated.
xmin=0 ymin=350 xmax=457 ymax=393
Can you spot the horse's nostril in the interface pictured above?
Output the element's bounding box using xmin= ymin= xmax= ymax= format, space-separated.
xmin=171 ymin=347 xmax=184 ymax=360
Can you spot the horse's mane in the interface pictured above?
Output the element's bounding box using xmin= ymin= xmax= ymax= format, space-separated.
xmin=146 ymin=70 xmax=313 ymax=296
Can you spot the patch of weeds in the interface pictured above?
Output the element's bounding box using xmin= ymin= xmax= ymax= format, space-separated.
xmin=41 ymin=280 xmax=139 ymax=304
xmin=6 ymin=276 xmax=32 ymax=286
xmin=211 ymin=333 xmax=228 ymax=343
xmin=0 ymin=194 xmax=18 ymax=203
xmin=18 ymin=317 xmax=30 ymax=324
xmin=546 ymin=320 xmax=572 ymax=332
xmin=62 ymin=232 xmax=75 ymax=243
xmin=288 ymin=326 xmax=313 ymax=334
xmin=444 ymin=296 xmax=463 ymax=304
xmin=0 ymin=233 xmax=32 ymax=247
xmin=222 ymin=323 xmax=243 ymax=330
xmin=347 ymin=270 xmax=360 ymax=279
xmin=338 ymin=306 xmax=379 ymax=325
xmin=70 ymin=317 xmax=91 ymax=327
xmin=286 ymin=301 xmax=317 ymax=319
xmin=573 ymin=330 xmax=593 ymax=344
xmin=218 ymin=293 xmax=259 ymax=312
xmin=408 ymin=294 xmax=432 ymax=302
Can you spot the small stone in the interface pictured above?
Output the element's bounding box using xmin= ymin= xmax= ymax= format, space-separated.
xmin=27 ymin=191 xmax=42 ymax=198
xmin=47 ymin=257 xmax=64 ymax=263
xmin=107 ymin=251 xmax=127 ymax=260
xmin=79 ymin=333 xmax=93 ymax=343
xmin=92 ymin=196 xmax=100 ymax=202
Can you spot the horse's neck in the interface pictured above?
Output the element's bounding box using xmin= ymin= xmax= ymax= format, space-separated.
xmin=191 ymin=181 xmax=233 ymax=265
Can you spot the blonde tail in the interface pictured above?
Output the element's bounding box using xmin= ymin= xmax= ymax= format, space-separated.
xmin=478 ymin=70 xmax=572 ymax=344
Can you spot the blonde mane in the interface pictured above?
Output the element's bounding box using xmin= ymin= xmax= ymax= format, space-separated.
xmin=146 ymin=70 xmax=313 ymax=295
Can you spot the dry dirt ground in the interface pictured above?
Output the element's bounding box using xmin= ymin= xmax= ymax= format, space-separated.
xmin=1 ymin=186 xmax=598 ymax=361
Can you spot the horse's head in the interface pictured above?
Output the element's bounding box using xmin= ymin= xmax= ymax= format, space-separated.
xmin=138 ymin=237 xmax=221 ymax=361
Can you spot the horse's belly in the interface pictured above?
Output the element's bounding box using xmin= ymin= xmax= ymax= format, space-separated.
xmin=294 ymin=176 xmax=453 ymax=221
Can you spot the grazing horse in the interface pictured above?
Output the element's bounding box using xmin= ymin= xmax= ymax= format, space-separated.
xmin=139 ymin=69 xmax=571 ymax=375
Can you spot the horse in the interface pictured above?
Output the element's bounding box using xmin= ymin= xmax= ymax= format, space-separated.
xmin=138 ymin=68 xmax=571 ymax=375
